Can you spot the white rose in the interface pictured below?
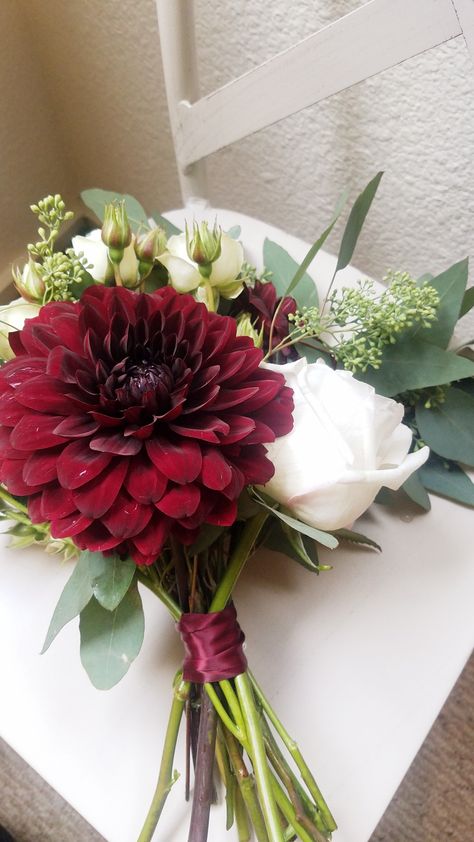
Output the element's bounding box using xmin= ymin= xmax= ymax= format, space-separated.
xmin=159 ymin=232 xmax=244 ymax=295
xmin=0 ymin=298 xmax=41 ymax=360
xmin=72 ymin=228 xmax=139 ymax=286
xmin=262 ymin=358 xmax=429 ymax=531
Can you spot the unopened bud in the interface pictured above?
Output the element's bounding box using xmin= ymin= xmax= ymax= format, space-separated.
xmin=13 ymin=259 xmax=45 ymax=303
xmin=134 ymin=227 xmax=167 ymax=279
xmin=186 ymin=220 xmax=222 ymax=274
xmin=235 ymin=312 xmax=263 ymax=347
xmin=102 ymin=202 xmax=132 ymax=264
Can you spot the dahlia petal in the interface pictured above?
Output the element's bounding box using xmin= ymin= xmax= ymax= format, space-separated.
xmin=209 ymin=386 xmax=259 ymax=411
xmin=1 ymin=357 xmax=45 ymax=388
xmin=46 ymin=346 xmax=90 ymax=384
xmin=14 ymin=376 xmax=75 ymax=414
xmin=0 ymin=459 xmax=45 ymax=495
xmin=0 ymin=391 xmax=24 ymax=425
xmin=49 ymin=314 xmax=83 ymax=355
xmin=204 ymin=317 xmax=235 ymax=359
xmin=41 ymin=486 xmax=77 ymax=519
xmin=239 ymin=418 xmax=276 ymax=445
xmin=89 ymin=432 xmax=142 ymax=455
xmin=8 ymin=331 xmax=26 ymax=356
xmin=146 ymin=438 xmax=202 ymax=484
xmin=171 ymin=524 xmax=200 ymax=545
xmin=156 ymin=483 xmax=201 ymax=518
xmin=72 ymin=457 xmax=129 ymax=518
xmin=10 ymin=413 xmax=66 ymax=450
xmin=102 ymin=492 xmax=152 ymax=539
xmin=238 ymin=446 xmax=275 ymax=485
xmin=221 ymin=465 xmax=245 ymax=500
xmin=233 ymin=378 xmax=282 ymax=411
xmin=74 ymin=522 xmax=123 ymax=552
xmin=50 ymin=511 xmax=93 ymax=538
xmin=214 ymin=350 xmax=251 ymax=383
xmin=89 ymin=411 xmax=123 ymax=427
xmin=182 ymin=383 xmax=220 ymax=413
xmin=28 ymin=493 xmax=45 ymax=523
xmin=56 ymin=440 xmax=113 ymax=489
xmin=0 ymin=427 xmax=24 ymax=459
xmin=125 ymin=455 xmax=168 ymax=504
xmin=53 ymin=415 xmax=100 ymax=438
xmin=201 ymin=450 xmax=233 ymax=491
xmin=23 ymin=448 xmax=62 ymax=485
xmin=206 ymin=497 xmax=238 ymax=527
xmin=132 ymin=515 xmax=170 ymax=558
xmin=169 ymin=414 xmax=230 ymax=443
xmin=218 ymin=415 xmax=256 ymax=445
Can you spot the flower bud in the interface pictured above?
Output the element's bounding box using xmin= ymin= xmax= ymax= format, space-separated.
xmin=101 ymin=202 xmax=132 ymax=264
xmin=186 ymin=221 xmax=222 ymax=274
xmin=235 ymin=312 xmax=263 ymax=347
xmin=13 ymin=259 xmax=45 ymax=303
xmin=134 ymin=227 xmax=167 ymax=279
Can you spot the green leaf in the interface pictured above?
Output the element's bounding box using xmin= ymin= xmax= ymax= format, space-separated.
xmin=415 ymin=387 xmax=474 ymax=466
xmin=87 ymin=551 xmax=136 ymax=611
xmin=460 ymin=286 xmax=474 ymax=318
xmin=332 ymin=528 xmax=381 ymax=550
xmin=79 ymin=582 xmax=145 ymax=690
xmin=252 ymin=492 xmax=338 ymax=549
xmin=334 ymin=172 xmax=383 ymax=275
xmin=188 ymin=524 xmax=225 ymax=555
xmin=226 ymin=225 xmax=241 ymax=240
xmin=401 ymin=471 xmax=431 ymax=511
xmin=264 ymin=520 xmax=322 ymax=572
xmin=419 ymin=456 xmax=474 ymax=507
xmin=294 ymin=342 xmax=332 ymax=365
xmin=263 ymin=239 xmax=318 ymax=308
xmin=41 ymin=551 xmax=93 ymax=653
xmin=413 ymin=259 xmax=469 ymax=347
xmin=359 ymin=339 xmax=474 ymax=396
xmin=150 ymin=212 xmax=182 ymax=237
xmin=81 ymin=189 xmax=150 ymax=233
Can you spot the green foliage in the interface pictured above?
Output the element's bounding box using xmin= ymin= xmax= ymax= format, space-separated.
xmin=251 ymin=490 xmax=339 ymax=549
xmin=333 ymin=171 xmax=383 ymax=275
xmin=263 ymin=520 xmax=327 ymax=573
xmin=88 ymin=552 xmax=136 ymax=611
xmin=81 ymin=188 xmax=150 ymax=233
xmin=79 ymin=582 xmax=145 ymax=690
xmin=226 ymin=225 xmax=241 ymax=240
xmin=401 ymin=472 xmax=431 ymax=511
xmin=41 ymin=551 xmax=94 ymax=653
xmin=263 ymin=239 xmax=318 ymax=308
xmin=460 ymin=285 xmax=474 ymax=318
xmin=150 ymin=211 xmax=182 ymax=237
xmin=411 ymin=259 xmax=468 ymax=347
xmin=415 ymin=386 xmax=474 ymax=466
xmin=359 ymin=338 xmax=474 ymax=397
xmin=331 ymin=528 xmax=381 ymax=550
xmin=28 ymin=195 xmax=74 ymax=260
xmin=419 ymin=455 xmax=474 ymax=507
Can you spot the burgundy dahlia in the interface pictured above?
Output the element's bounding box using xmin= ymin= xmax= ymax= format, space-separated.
xmin=235 ymin=281 xmax=297 ymax=357
xmin=0 ymin=286 xmax=293 ymax=564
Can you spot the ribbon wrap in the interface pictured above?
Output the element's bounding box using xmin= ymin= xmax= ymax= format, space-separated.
xmin=177 ymin=603 xmax=247 ymax=683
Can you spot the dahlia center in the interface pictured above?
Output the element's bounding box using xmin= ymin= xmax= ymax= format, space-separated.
xmin=122 ymin=361 xmax=173 ymax=404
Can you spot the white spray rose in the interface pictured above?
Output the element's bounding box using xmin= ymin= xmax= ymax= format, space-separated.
xmin=71 ymin=229 xmax=139 ymax=286
xmin=0 ymin=299 xmax=41 ymax=360
xmin=159 ymin=232 xmax=244 ymax=296
xmin=262 ymin=358 xmax=429 ymax=531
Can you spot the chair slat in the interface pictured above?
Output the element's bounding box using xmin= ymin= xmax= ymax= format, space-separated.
xmin=174 ymin=0 xmax=462 ymax=170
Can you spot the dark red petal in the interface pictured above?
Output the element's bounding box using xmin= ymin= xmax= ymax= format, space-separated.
xmin=232 ymin=378 xmax=282 ymax=411
xmin=201 ymin=450 xmax=233 ymax=491
xmin=74 ymin=522 xmax=123 ymax=552
xmin=169 ymin=414 xmax=230 ymax=443
xmin=125 ymin=455 xmax=167 ymax=504
xmin=50 ymin=510 xmax=93 ymax=538
xmin=28 ymin=493 xmax=44 ymax=523
xmin=221 ymin=465 xmax=245 ymax=500
xmin=206 ymin=497 xmax=238 ymax=527
xmin=132 ymin=515 xmax=169 ymax=558
xmin=218 ymin=415 xmax=256 ymax=445
xmin=0 ymin=459 xmax=44 ymax=495
xmin=0 ymin=357 xmax=45 ymax=388
xmin=53 ymin=415 xmax=100 ymax=438
xmin=238 ymin=446 xmax=275 ymax=484
xmin=146 ymin=438 xmax=202 ymax=484
xmin=10 ymin=414 xmax=66 ymax=451
xmin=14 ymin=376 xmax=76 ymax=414
xmin=56 ymin=440 xmax=113 ymax=489
xmin=0 ymin=391 xmax=24 ymax=425
xmin=156 ymin=484 xmax=200 ymax=518
xmin=239 ymin=418 xmax=276 ymax=445
xmin=46 ymin=346 xmax=90 ymax=384
xmin=23 ymin=448 xmax=61 ymax=485
xmin=0 ymin=427 xmax=24 ymax=459
xmin=102 ymin=492 xmax=152 ymax=539
xmin=89 ymin=432 xmax=142 ymax=455
xmin=41 ymin=486 xmax=77 ymax=519
xmin=8 ymin=330 xmax=26 ymax=356
xmin=72 ymin=458 xmax=129 ymax=518
xmin=208 ymin=386 xmax=259 ymax=412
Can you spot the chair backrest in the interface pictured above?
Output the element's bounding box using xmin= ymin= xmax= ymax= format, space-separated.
xmin=155 ymin=0 xmax=474 ymax=205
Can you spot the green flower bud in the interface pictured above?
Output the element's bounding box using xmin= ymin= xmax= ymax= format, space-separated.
xmin=186 ymin=221 xmax=222 ymax=273
xmin=134 ymin=227 xmax=168 ymax=279
xmin=101 ymin=202 xmax=132 ymax=264
xmin=13 ymin=259 xmax=45 ymax=303
xmin=235 ymin=312 xmax=263 ymax=347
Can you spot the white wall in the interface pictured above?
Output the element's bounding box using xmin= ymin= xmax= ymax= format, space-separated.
xmin=6 ymin=0 xmax=474 ymax=284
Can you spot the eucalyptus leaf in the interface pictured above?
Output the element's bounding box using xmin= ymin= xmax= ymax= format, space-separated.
xmin=334 ymin=172 xmax=383 ymax=275
xmin=263 ymin=239 xmax=318 ymax=307
xmin=359 ymin=339 xmax=474 ymax=397
xmin=460 ymin=286 xmax=474 ymax=318
xmin=87 ymin=551 xmax=136 ymax=612
xmin=252 ymin=492 xmax=338 ymax=549
xmin=332 ymin=528 xmax=381 ymax=550
xmin=415 ymin=387 xmax=474 ymax=466
xmin=401 ymin=471 xmax=431 ymax=511
xmin=412 ymin=259 xmax=469 ymax=347
xmin=150 ymin=212 xmax=182 ymax=237
xmin=263 ymin=520 xmax=321 ymax=572
xmin=226 ymin=225 xmax=241 ymax=240
xmin=419 ymin=456 xmax=474 ymax=507
xmin=79 ymin=582 xmax=145 ymax=690
xmin=294 ymin=343 xmax=332 ymax=365
xmin=41 ymin=551 xmax=93 ymax=653
xmin=81 ymin=189 xmax=150 ymax=233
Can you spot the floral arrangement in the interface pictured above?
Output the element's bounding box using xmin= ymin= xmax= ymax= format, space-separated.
xmin=1 ymin=174 xmax=473 ymax=842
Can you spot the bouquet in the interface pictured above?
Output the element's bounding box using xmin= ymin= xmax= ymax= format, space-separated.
xmin=1 ymin=174 xmax=473 ymax=842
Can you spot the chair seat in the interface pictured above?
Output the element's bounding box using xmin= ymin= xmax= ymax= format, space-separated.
xmin=0 ymin=209 xmax=472 ymax=842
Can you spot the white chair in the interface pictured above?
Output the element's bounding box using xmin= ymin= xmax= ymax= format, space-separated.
xmin=0 ymin=3 xmax=473 ymax=841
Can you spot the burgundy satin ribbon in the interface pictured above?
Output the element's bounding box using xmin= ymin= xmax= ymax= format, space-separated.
xmin=177 ymin=603 xmax=247 ymax=683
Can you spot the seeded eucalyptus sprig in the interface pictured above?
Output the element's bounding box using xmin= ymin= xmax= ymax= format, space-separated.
xmin=0 ymin=486 xmax=78 ymax=560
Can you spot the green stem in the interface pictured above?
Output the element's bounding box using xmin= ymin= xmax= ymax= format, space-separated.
xmin=249 ymin=672 xmax=336 ymax=833
xmin=270 ymin=777 xmax=316 ymax=842
xmin=204 ymin=683 xmax=243 ymax=742
xmin=210 ymin=511 xmax=268 ymax=612
xmin=235 ymin=672 xmax=284 ymax=842
xmin=220 ymin=679 xmax=247 ymax=738
xmin=215 ymin=726 xmax=235 ymax=831
xmin=223 ymin=728 xmax=269 ymax=842
xmin=137 ymin=676 xmax=189 ymax=842
xmin=234 ymin=782 xmax=252 ymax=842
xmin=136 ymin=569 xmax=182 ymax=622
xmin=0 ymin=486 xmax=29 ymax=514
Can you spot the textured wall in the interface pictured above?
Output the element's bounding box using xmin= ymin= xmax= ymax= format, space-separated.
xmin=9 ymin=0 xmax=474 ymax=285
